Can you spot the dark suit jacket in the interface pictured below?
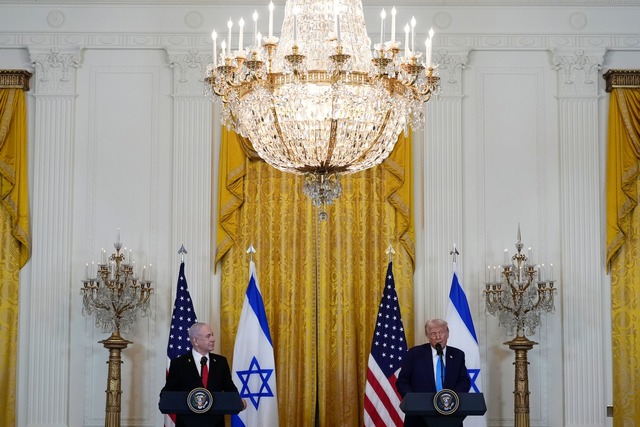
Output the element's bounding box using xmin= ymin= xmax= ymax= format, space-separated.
xmin=162 ymin=352 xmax=238 ymax=427
xmin=396 ymin=344 xmax=470 ymax=427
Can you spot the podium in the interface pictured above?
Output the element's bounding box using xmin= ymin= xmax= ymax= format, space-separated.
xmin=400 ymin=392 xmax=486 ymax=427
xmin=159 ymin=390 xmax=244 ymax=427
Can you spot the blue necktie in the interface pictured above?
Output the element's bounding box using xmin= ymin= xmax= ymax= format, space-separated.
xmin=436 ymin=356 xmax=444 ymax=391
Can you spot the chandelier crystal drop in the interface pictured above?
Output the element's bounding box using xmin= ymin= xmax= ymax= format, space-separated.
xmin=207 ymin=0 xmax=439 ymax=217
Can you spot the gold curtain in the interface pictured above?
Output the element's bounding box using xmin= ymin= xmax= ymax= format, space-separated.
xmin=0 ymin=71 xmax=32 ymax=427
xmin=605 ymin=84 xmax=640 ymax=426
xmin=216 ymin=129 xmax=415 ymax=426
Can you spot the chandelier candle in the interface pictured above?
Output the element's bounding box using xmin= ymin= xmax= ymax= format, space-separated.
xmin=269 ymin=1 xmax=274 ymax=38
xmin=379 ymin=9 xmax=385 ymax=47
xmin=390 ymin=6 xmax=396 ymax=43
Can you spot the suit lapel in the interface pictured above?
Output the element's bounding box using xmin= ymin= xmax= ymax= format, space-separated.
xmin=204 ymin=352 xmax=216 ymax=389
xmin=186 ymin=355 xmax=202 ymax=388
xmin=443 ymin=350 xmax=456 ymax=388
xmin=426 ymin=345 xmax=437 ymax=391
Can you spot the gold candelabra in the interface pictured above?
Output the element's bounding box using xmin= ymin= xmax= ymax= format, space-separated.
xmin=484 ymin=227 xmax=557 ymax=427
xmin=81 ymin=235 xmax=153 ymax=427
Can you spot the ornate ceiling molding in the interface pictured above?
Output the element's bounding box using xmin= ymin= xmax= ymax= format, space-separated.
xmin=0 ymin=0 xmax=638 ymax=4
xmin=1 ymin=32 xmax=639 ymax=52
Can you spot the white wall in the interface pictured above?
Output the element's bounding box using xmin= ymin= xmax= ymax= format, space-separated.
xmin=1 ymin=1 xmax=638 ymax=426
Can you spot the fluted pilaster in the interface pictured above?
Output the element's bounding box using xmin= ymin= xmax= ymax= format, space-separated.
xmin=419 ymin=50 xmax=469 ymax=319
xmin=166 ymin=49 xmax=215 ymax=318
xmin=552 ymin=47 xmax=607 ymax=427
xmin=25 ymin=46 xmax=82 ymax=426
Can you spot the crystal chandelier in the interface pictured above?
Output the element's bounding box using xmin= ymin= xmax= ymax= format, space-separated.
xmin=484 ymin=226 xmax=557 ymax=337
xmin=206 ymin=0 xmax=439 ymax=217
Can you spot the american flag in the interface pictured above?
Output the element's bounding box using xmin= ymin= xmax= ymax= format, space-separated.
xmin=364 ymin=261 xmax=408 ymax=427
xmin=164 ymin=261 xmax=198 ymax=427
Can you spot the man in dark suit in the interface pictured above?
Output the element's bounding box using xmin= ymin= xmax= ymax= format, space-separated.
xmin=162 ymin=322 xmax=246 ymax=427
xmin=396 ymin=318 xmax=470 ymax=427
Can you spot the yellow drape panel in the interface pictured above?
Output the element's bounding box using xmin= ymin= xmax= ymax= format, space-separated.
xmin=606 ymin=87 xmax=640 ymax=426
xmin=606 ymin=88 xmax=640 ymax=270
xmin=0 ymin=87 xmax=31 ymax=427
xmin=216 ymin=129 xmax=414 ymax=426
xmin=610 ymin=203 xmax=640 ymax=427
xmin=214 ymin=128 xmax=249 ymax=270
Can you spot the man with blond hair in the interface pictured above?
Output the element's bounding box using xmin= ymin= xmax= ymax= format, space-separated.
xmin=396 ymin=318 xmax=470 ymax=427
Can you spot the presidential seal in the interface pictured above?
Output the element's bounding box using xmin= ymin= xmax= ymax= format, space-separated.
xmin=433 ymin=389 xmax=459 ymax=415
xmin=187 ymin=387 xmax=214 ymax=414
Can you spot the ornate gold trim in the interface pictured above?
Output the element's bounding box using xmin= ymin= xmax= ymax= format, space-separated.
xmin=603 ymin=69 xmax=640 ymax=93
xmin=0 ymin=70 xmax=32 ymax=91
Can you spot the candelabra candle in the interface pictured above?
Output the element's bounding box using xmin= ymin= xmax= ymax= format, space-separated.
xmin=484 ymin=231 xmax=557 ymax=337
xmin=81 ymin=239 xmax=153 ymax=335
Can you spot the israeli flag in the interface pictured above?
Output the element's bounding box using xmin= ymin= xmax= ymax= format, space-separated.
xmin=445 ymin=262 xmax=487 ymax=427
xmin=232 ymin=261 xmax=279 ymax=427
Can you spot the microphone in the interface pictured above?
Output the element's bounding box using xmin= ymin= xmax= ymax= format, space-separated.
xmin=200 ymin=356 xmax=208 ymax=377
xmin=435 ymin=342 xmax=443 ymax=356
xmin=200 ymin=356 xmax=208 ymax=386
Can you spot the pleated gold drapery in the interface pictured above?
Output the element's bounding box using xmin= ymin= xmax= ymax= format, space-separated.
xmin=216 ymin=129 xmax=415 ymax=426
xmin=0 ymin=71 xmax=32 ymax=427
xmin=604 ymin=73 xmax=640 ymax=426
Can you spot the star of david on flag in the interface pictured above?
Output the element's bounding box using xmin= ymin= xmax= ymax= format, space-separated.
xmin=232 ymin=260 xmax=279 ymax=427
xmin=445 ymin=260 xmax=487 ymax=427
xmin=364 ymin=261 xmax=408 ymax=427
xmin=164 ymin=261 xmax=198 ymax=427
